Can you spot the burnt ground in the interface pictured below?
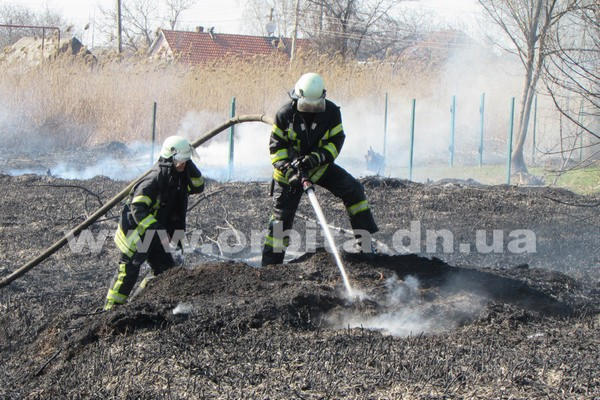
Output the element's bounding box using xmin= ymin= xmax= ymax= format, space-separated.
xmin=0 ymin=173 xmax=599 ymax=399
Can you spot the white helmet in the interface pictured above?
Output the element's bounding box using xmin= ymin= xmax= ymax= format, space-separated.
xmin=293 ymin=72 xmax=326 ymax=113
xmin=160 ymin=135 xmax=198 ymax=163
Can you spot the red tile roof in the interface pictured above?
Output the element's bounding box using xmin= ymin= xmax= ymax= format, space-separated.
xmin=159 ymin=29 xmax=308 ymax=64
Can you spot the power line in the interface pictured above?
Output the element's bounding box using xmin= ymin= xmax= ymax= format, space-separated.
xmin=304 ymin=28 xmax=477 ymax=50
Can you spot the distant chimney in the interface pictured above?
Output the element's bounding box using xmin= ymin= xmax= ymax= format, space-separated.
xmin=195 ymin=26 xmax=204 ymax=33
xmin=266 ymin=21 xmax=276 ymax=37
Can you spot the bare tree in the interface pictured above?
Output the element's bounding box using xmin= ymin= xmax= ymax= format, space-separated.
xmin=479 ymin=0 xmax=578 ymax=174
xmin=242 ymin=0 xmax=296 ymax=37
xmin=99 ymin=0 xmax=201 ymax=52
xmin=165 ymin=0 xmax=197 ymax=30
xmin=99 ymin=0 xmax=161 ymax=52
xmin=542 ymin=0 xmax=599 ymax=146
xmin=0 ymin=4 xmax=67 ymax=49
xmin=301 ymin=0 xmax=421 ymax=59
xmin=243 ymin=0 xmax=422 ymax=59
xmin=304 ymin=0 xmax=359 ymax=56
xmin=121 ymin=0 xmax=160 ymax=50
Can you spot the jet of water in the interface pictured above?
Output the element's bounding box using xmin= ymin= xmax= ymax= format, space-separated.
xmin=305 ymin=187 xmax=355 ymax=298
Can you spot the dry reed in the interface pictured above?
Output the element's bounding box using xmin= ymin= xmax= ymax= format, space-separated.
xmin=0 ymin=51 xmax=437 ymax=148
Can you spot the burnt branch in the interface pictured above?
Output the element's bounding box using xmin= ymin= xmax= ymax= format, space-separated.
xmin=542 ymin=195 xmax=600 ymax=208
xmin=32 ymin=183 xmax=104 ymax=207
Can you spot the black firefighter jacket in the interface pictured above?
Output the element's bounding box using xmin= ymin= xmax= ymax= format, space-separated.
xmin=114 ymin=158 xmax=205 ymax=257
xmin=269 ymin=99 xmax=345 ymax=184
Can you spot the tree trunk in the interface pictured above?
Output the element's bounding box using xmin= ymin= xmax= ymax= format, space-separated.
xmin=512 ymin=81 xmax=537 ymax=173
xmin=511 ymin=0 xmax=544 ymax=174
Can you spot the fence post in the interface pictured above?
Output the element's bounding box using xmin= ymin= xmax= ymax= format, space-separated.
xmin=479 ymin=93 xmax=485 ymax=167
xmin=532 ymin=94 xmax=537 ymax=165
xmin=449 ymin=95 xmax=456 ymax=167
xmin=409 ymin=99 xmax=416 ymax=181
xmin=150 ymin=101 xmax=157 ymax=166
xmin=383 ymin=92 xmax=388 ymax=171
xmin=228 ymin=97 xmax=236 ymax=181
xmin=507 ymin=97 xmax=515 ymax=185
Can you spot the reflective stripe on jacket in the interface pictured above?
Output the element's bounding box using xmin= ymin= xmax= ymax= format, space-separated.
xmin=269 ymin=99 xmax=345 ymax=184
xmin=114 ymin=158 xmax=204 ymax=256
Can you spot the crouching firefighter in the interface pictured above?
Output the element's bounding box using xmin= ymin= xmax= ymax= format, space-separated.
xmin=262 ymin=72 xmax=378 ymax=266
xmin=104 ymin=136 xmax=205 ymax=310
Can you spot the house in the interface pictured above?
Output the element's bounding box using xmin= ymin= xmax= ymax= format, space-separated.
xmin=148 ymin=27 xmax=310 ymax=64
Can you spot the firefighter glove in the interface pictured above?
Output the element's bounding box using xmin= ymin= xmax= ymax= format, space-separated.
xmin=292 ymin=154 xmax=320 ymax=172
xmin=287 ymin=170 xmax=302 ymax=188
xmin=283 ymin=163 xmax=302 ymax=188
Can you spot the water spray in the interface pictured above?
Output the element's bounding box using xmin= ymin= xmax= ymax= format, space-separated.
xmin=300 ymin=175 xmax=355 ymax=298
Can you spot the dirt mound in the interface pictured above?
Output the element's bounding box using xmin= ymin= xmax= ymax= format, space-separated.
xmin=0 ymin=36 xmax=95 ymax=66
xmin=79 ymin=252 xmax=579 ymax=340
xmin=9 ymin=252 xmax=596 ymax=398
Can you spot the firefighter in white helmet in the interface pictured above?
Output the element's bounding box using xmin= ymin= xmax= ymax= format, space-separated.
xmin=104 ymin=136 xmax=205 ymax=310
xmin=262 ymin=72 xmax=378 ymax=265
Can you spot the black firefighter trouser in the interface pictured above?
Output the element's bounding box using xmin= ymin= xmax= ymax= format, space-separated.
xmin=105 ymin=229 xmax=175 ymax=309
xmin=262 ymin=163 xmax=378 ymax=266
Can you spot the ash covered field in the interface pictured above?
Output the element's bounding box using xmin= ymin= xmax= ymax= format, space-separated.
xmin=0 ymin=173 xmax=599 ymax=399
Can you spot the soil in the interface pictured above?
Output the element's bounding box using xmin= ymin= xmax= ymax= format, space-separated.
xmin=0 ymin=172 xmax=599 ymax=399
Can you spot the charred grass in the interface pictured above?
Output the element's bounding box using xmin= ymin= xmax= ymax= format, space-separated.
xmin=0 ymin=173 xmax=599 ymax=399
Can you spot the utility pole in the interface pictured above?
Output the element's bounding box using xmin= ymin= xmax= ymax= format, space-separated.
xmin=319 ymin=0 xmax=323 ymax=35
xmin=116 ymin=0 xmax=122 ymax=53
xmin=91 ymin=8 xmax=96 ymax=49
xmin=290 ymin=0 xmax=300 ymax=64
xmin=319 ymin=1 xmax=323 ymax=33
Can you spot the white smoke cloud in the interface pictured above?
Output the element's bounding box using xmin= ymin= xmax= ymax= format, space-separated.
xmin=334 ymin=43 xmax=530 ymax=179
xmin=1 ymin=41 xmax=566 ymax=183
xmin=172 ymin=302 xmax=194 ymax=315
xmin=327 ymin=274 xmax=485 ymax=337
xmin=175 ymin=110 xmax=272 ymax=181
xmin=51 ymin=158 xmax=143 ymax=180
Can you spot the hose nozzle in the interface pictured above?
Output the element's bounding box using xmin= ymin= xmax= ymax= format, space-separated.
xmin=300 ymin=173 xmax=313 ymax=192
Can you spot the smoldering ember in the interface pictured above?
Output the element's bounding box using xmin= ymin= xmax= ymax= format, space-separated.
xmin=0 ymin=170 xmax=599 ymax=399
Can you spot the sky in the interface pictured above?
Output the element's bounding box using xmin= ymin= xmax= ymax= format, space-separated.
xmin=6 ymin=0 xmax=244 ymax=47
xmin=4 ymin=0 xmax=484 ymax=47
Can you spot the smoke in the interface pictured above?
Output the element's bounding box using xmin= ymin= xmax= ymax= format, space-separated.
xmin=0 ymin=108 xmax=91 ymax=155
xmin=327 ymin=274 xmax=486 ymax=337
xmin=3 ymin=141 xmax=154 ymax=181
xmin=51 ymin=157 xmax=143 ymax=180
xmin=175 ymin=110 xmax=272 ymax=181
xmin=172 ymin=302 xmax=194 ymax=315
xmin=0 ymin=38 xmax=565 ymax=184
xmin=335 ymin=45 xmax=529 ymax=180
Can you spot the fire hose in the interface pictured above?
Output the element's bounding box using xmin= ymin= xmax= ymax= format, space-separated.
xmin=0 ymin=114 xmax=273 ymax=289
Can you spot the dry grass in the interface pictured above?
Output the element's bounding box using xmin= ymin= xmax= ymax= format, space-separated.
xmin=0 ymin=52 xmax=437 ymax=148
